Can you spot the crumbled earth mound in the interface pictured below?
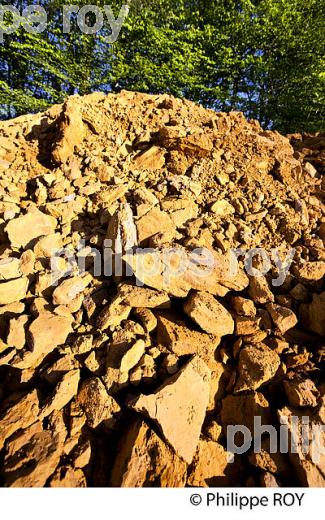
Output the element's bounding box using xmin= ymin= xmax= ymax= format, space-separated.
xmin=0 ymin=91 xmax=324 ymax=487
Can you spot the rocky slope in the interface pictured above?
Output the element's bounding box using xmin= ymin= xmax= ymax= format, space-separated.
xmin=0 ymin=90 xmax=324 ymax=487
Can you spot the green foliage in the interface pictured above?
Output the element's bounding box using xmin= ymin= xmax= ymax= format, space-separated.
xmin=0 ymin=0 xmax=324 ymax=132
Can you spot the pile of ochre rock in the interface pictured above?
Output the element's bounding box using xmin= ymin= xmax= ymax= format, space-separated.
xmin=0 ymin=91 xmax=324 ymax=487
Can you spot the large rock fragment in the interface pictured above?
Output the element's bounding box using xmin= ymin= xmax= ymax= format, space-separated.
xmin=96 ymin=294 xmax=131 ymax=330
xmin=277 ymin=406 xmax=325 ymax=486
xmin=123 ymin=248 xmax=248 ymax=297
xmin=235 ymin=315 xmax=261 ymax=335
xmin=187 ymin=439 xmax=241 ymax=487
xmin=52 ymin=274 xmax=92 ymax=305
xmin=184 ymin=291 xmax=234 ymax=336
xmin=41 ymin=355 xmax=80 ymax=385
xmin=293 ymin=261 xmax=325 ymax=282
xmin=248 ymin=276 xmax=274 ymax=304
xmin=266 ymin=303 xmax=298 ymax=334
xmin=0 ymin=277 xmax=28 ymax=305
xmin=20 ymin=250 xmax=35 ymax=275
xmin=3 ymin=425 xmax=64 ymax=487
xmin=210 ymin=200 xmax=235 ymax=216
xmin=51 ymin=98 xmax=85 ymax=164
xmin=93 ymin=185 xmax=128 ymax=207
xmin=117 ymin=283 xmax=170 ymax=308
xmin=300 ymin=292 xmax=325 ymax=336
xmin=133 ymin=307 xmax=157 ymax=333
xmin=248 ymin=438 xmax=291 ymax=478
xmin=156 ymin=313 xmax=220 ymax=357
xmin=40 ymin=369 xmax=80 ymax=418
xmin=221 ymin=392 xmax=271 ymax=440
xmin=111 ymin=419 xmax=187 ymax=487
xmin=234 ymin=343 xmax=280 ymax=392
xmin=136 ymin=208 xmax=175 ymax=244
xmin=0 ymin=257 xmax=22 ymax=280
xmin=6 ymin=209 xmax=57 ymax=249
xmin=8 ymin=312 xmax=73 ymax=369
xmin=107 ymin=202 xmax=137 ymax=256
xmin=159 ymin=130 xmax=213 ymax=157
xmin=0 ymin=390 xmax=39 ymax=449
xmin=49 ymin=467 xmax=87 ymax=487
xmin=160 ymin=197 xmax=198 ymax=227
xmin=120 ymin=339 xmax=146 ymax=373
xmin=207 ymin=361 xmax=230 ymax=411
xmin=129 ymin=356 xmax=211 ymax=463
xmin=76 ymin=377 xmax=121 ymax=428
xmin=33 ymin=233 xmax=62 ymax=258
xmin=7 ymin=314 xmax=29 ymax=349
xmin=283 ymin=378 xmax=319 ymax=407
xmin=29 ymin=311 xmax=73 ymax=355
xmin=231 ymin=296 xmax=256 ymax=317
xmin=101 ymin=332 xmax=141 ymax=393
xmin=130 ymin=146 xmax=165 ymax=171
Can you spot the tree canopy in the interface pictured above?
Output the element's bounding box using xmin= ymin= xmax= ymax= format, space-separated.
xmin=1 ymin=0 xmax=324 ymax=132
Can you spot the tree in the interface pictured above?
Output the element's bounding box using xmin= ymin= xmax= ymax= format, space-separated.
xmin=0 ymin=0 xmax=324 ymax=132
